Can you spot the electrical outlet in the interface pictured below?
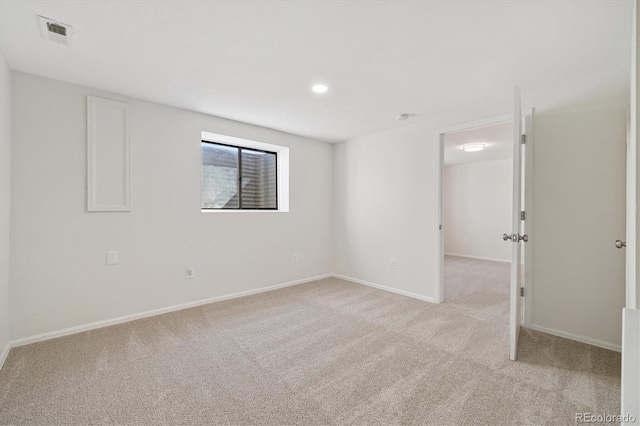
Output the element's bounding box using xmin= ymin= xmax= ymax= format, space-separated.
xmin=389 ymin=258 xmax=396 ymax=269
xmin=292 ymin=254 xmax=299 ymax=263
xmin=106 ymin=251 xmax=118 ymax=265
xmin=186 ymin=266 xmax=195 ymax=279
xmin=486 ymin=239 xmax=492 ymax=246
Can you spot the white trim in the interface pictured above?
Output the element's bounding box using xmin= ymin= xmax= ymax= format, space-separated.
xmin=435 ymin=130 xmax=444 ymax=303
xmin=621 ymin=307 xmax=640 ymax=424
xmin=0 ymin=342 xmax=10 ymax=371
xmin=444 ymin=253 xmax=510 ymax=263
xmin=510 ymin=89 xmax=523 ymax=361
xmin=627 ymin=107 xmax=638 ymax=310
xmin=435 ymin=113 xmax=513 ymax=305
xmin=629 ymin=0 xmax=639 ymax=312
xmin=531 ymin=324 xmax=621 ymax=353
xmin=523 ymin=109 xmax=535 ymax=328
xmin=333 ymin=273 xmax=436 ymax=303
xmin=4 ymin=270 xmax=625 ymax=368
xmin=437 ymin=113 xmax=513 ymax=135
xmin=10 ymin=274 xmax=331 ymax=348
xmin=201 ymin=209 xmax=283 ymax=213
xmin=435 ymin=127 xmax=444 ymax=304
xmin=86 ymin=96 xmax=131 ymax=212
xmin=201 ymin=131 xmax=286 ymax=154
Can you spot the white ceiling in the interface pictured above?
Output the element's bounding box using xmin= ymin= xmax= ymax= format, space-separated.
xmin=0 ymin=1 xmax=633 ymax=143
xmin=444 ymin=121 xmax=513 ymax=166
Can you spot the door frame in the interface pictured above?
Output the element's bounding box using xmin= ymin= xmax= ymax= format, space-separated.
xmin=434 ymin=112 xmax=534 ymax=328
xmin=626 ymin=107 xmax=637 ymax=311
xmin=627 ymin=0 xmax=638 ymax=312
xmin=620 ymin=1 xmax=639 ymax=422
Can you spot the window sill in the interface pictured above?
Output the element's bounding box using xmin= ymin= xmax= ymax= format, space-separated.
xmin=201 ymin=209 xmax=288 ymax=213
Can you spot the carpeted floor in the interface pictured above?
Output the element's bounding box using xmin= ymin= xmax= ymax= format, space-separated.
xmin=0 ymin=262 xmax=621 ymax=425
xmin=444 ymin=254 xmax=511 ymax=303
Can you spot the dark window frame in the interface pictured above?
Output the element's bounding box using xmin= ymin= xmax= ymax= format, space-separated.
xmin=201 ymin=140 xmax=278 ymax=210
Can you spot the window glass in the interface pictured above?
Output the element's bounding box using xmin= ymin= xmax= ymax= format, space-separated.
xmin=201 ymin=143 xmax=239 ymax=209
xmin=240 ymin=148 xmax=277 ymax=209
xmin=201 ymin=142 xmax=277 ymax=210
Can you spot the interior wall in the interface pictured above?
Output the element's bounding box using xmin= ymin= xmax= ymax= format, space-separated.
xmin=333 ymin=104 xmax=628 ymax=348
xmin=532 ymin=108 xmax=627 ymax=348
xmin=10 ymin=72 xmax=333 ymax=341
xmin=332 ymin=110 xmax=510 ymax=300
xmin=332 ymin=123 xmax=438 ymax=299
xmin=0 ymin=52 xmax=11 ymax=356
xmin=6 ymin=69 xmax=631 ymax=350
xmin=443 ymin=159 xmax=512 ymax=262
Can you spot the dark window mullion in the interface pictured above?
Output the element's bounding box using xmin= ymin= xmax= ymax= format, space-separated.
xmin=201 ymin=140 xmax=277 ymax=210
xmin=238 ymin=147 xmax=243 ymax=209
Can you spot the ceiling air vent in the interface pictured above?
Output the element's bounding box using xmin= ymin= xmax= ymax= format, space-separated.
xmin=38 ymin=16 xmax=73 ymax=47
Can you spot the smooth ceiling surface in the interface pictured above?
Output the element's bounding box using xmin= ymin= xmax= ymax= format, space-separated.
xmin=0 ymin=1 xmax=632 ymax=142
xmin=444 ymin=121 xmax=513 ymax=165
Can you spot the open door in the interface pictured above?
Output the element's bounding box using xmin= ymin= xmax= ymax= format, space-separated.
xmin=621 ymin=1 xmax=639 ymax=423
xmin=507 ymin=88 xmax=527 ymax=361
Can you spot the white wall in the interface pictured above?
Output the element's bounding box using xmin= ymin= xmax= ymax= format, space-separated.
xmin=443 ymin=159 xmax=512 ymax=262
xmin=0 ymin=52 xmax=10 ymax=358
xmin=532 ymin=108 xmax=626 ymax=348
xmin=332 ymin=123 xmax=437 ymax=300
xmin=5 ymin=69 xmax=631 ymax=351
xmin=10 ymin=72 xmax=333 ymax=341
xmin=333 ymin=104 xmax=628 ymax=348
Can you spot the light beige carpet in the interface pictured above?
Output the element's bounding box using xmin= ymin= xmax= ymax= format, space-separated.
xmin=0 ymin=269 xmax=620 ymax=424
xmin=444 ymin=255 xmax=511 ymax=303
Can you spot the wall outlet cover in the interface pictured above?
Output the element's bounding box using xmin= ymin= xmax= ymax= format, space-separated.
xmin=106 ymin=251 xmax=118 ymax=265
xmin=186 ymin=267 xmax=195 ymax=279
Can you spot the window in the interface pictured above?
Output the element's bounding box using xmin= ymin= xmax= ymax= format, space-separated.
xmin=200 ymin=132 xmax=288 ymax=211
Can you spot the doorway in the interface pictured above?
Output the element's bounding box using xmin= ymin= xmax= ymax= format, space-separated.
xmin=440 ymin=121 xmax=513 ymax=311
xmin=435 ymin=108 xmax=534 ymax=360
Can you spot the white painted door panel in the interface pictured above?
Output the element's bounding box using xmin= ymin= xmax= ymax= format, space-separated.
xmin=509 ymin=88 xmax=524 ymax=361
xmin=621 ymin=1 xmax=639 ymax=424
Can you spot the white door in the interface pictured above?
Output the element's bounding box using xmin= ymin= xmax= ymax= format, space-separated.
xmin=508 ymin=88 xmax=526 ymax=361
xmin=624 ymin=0 xmax=638 ymax=316
xmin=621 ymin=1 xmax=639 ymax=423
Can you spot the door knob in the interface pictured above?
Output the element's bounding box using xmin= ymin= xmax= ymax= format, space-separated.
xmin=503 ymin=233 xmax=528 ymax=243
xmin=502 ymin=234 xmax=528 ymax=244
xmin=615 ymin=240 xmax=626 ymax=249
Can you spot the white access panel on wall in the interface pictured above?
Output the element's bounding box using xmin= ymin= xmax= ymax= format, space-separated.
xmin=87 ymin=96 xmax=130 ymax=212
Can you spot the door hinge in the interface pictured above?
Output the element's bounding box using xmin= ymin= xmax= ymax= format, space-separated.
xmin=520 ymin=211 xmax=525 ymax=221
xmin=439 ymin=224 xmax=442 ymax=230
xmin=521 ymin=134 xmax=526 ymax=144
xmin=520 ymin=287 xmax=524 ymax=297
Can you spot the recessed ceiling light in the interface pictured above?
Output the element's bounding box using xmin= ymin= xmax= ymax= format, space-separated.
xmin=462 ymin=144 xmax=485 ymax=152
xmin=312 ymin=84 xmax=328 ymax=93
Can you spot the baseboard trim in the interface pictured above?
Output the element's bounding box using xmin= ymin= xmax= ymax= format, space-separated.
xmin=10 ymin=273 xmax=332 ymax=348
xmin=332 ymin=273 xmax=435 ymax=303
xmin=530 ymin=324 xmax=621 ymax=352
xmin=0 ymin=342 xmax=10 ymax=371
xmin=9 ymin=273 xmax=619 ymax=356
xmin=445 ymin=253 xmax=510 ymax=263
